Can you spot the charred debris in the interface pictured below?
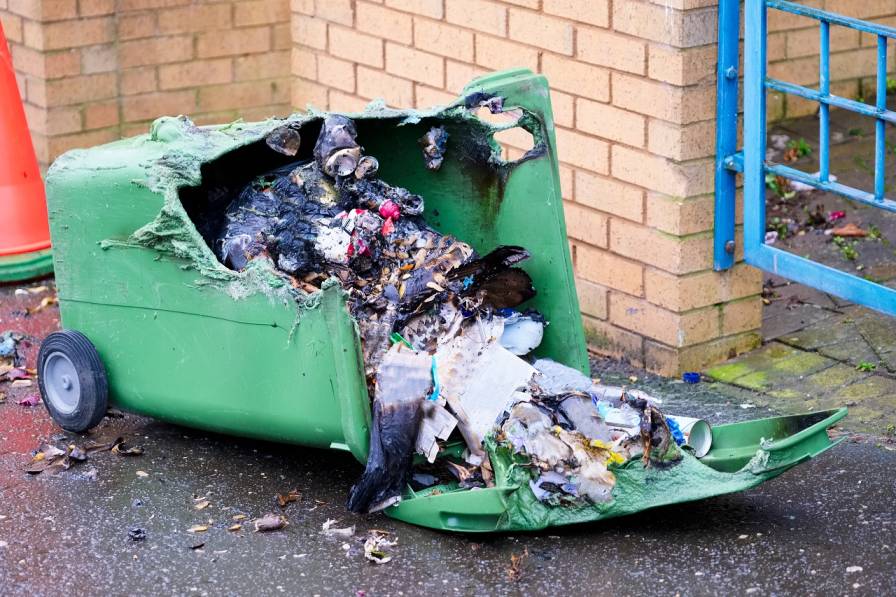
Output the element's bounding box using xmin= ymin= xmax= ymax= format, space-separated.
xmin=183 ymin=104 xmax=690 ymax=515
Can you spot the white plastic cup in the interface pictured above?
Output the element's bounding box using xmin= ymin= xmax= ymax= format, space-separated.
xmin=667 ymin=415 xmax=713 ymax=458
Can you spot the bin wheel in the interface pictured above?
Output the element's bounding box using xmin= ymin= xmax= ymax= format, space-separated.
xmin=38 ymin=330 xmax=109 ymax=433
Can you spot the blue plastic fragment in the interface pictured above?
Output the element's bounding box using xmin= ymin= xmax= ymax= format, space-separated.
xmin=682 ymin=372 xmax=701 ymax=384
xmin=428 ymin=355 xmax=440 ymax=401
xmin=0 ymin=334 xmax=16 ymax=358
xmin=666 ymin=416 xmax=686 ymax=446
xmin=591 ymin=395 xmax=610 ymax=420
xmin=462 ymin=275 xmax=474 ymax=290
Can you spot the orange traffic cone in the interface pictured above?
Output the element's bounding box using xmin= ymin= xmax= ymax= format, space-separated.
xmin=0 ymin=20 xmax=52 ymax=282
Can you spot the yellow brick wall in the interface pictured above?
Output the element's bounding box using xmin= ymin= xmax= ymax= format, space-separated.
xmin=290 ymin=0 xmax=772 ymax=374
xmin=3 ymin=1 xmax=892 ymax=373
xmin=0 ymin=0 xmax=291 ymax=168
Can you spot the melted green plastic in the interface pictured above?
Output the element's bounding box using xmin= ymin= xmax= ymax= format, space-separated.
xmin=386 ymin=408 xmax=847 ymax=532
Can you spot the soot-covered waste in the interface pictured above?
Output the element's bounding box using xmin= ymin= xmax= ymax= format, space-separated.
xmin=210 ymin=114 xmax=690 ymax=514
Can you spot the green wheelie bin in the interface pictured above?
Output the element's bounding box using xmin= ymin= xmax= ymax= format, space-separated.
xmin=41 ymin=69 xmax=846 ymax=532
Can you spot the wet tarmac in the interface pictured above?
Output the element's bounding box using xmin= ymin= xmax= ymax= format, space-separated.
xmin=2 ymin=282 xmax=895 ymax=595
xmin=1 ymin=371 xmax=894 ymax=594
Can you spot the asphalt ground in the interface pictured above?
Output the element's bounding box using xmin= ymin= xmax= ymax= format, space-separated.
xmin=2 ymin=279 xmax=894 ymax=596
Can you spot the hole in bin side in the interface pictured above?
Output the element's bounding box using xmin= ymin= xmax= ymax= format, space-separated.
xmin=175 ymin=113 xmax=543 ymax=274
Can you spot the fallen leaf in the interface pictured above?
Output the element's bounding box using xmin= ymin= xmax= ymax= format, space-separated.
xmin=11 ymin=380 xmax=33 ymax=389
xmin=832 ymin=223 xmax=868 ymax=238
xmin=24 ymin=461 xmax=49 ymax=474
xmin=507 ymin=548 xmax=528 ymax=581
xmin=444 ymin=461 xmax=473 ymax=483
xmin=27 ymin=296 xmax=58 ymax=315
xmin=253 ymin=513 xmax=287 ymax=532
xmin=43 ymin=454 xmax=72 ymax=475
xmin=0 ymin=392 xmax=6 ymax=403
xmin=15 ymin=394 xmax=40 ymax=406
xmin=228 ymin=524 xmax=242 ymax=532
xmin=194 ymin=500 xmax=210 ymax=511
xmin=111 ymin=438 xmax=144 ymax=456
xmin=232 ymin=514 xmax=247 ymax=521
xmin=83 ymin=437 xmax=117 ymax=453
xmin=277 ymin=489 xmax=300 ymax=508
xmin=187 ymin=525 xmax=209 ymax=533
xmin=23 ymin=444 xmax=67 ymax=474
xmin=136 ymin=470 xmax=149 ymax=478
xmin=190 ymin=542 xmax=205 ymax=550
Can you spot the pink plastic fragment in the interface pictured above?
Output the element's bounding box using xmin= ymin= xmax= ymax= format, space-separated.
xmin=828 ymin=210 xmax=846 ymax=222
xmin=5 ymin=368 xmax=30 ymax=381
xmin=378 ymin=200 xmax=400 ymax=220
xmin=381 ymin=217 xmax=395 ymax=236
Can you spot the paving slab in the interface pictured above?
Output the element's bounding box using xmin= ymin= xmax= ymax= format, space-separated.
xmin=850 ymin=307 xmax=896 ymax=373
xmin=706 ymin=342 xmax=835 ymax=392
xmin=778 ymin=314 xmax=881 ymax=370
xmin=704 ymin=338 xmax=896 ymax=435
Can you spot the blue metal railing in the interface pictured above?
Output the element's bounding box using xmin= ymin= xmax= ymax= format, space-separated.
xmin=715 ymin=0 xmax=896 ymax=316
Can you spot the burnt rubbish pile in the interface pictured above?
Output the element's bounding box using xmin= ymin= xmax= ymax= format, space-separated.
xmin=210 ymin=115 xmax=689 ymax=514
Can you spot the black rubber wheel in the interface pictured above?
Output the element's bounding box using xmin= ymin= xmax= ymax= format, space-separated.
xmin=37 ymin=330 xmax=109 ymax=432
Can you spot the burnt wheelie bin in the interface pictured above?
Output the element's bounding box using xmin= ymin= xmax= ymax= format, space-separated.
xmin=40 ymin=69 xmax=847 ymax=532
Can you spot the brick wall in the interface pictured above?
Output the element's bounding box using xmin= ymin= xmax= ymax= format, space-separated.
xmin=4 ymin=1 xmax=893 ymax=373
xmin=768 ymin=1 xmax=896 ymax=120
xmin=0 ymin=0 xmax=291 ymax=169
xmin=290 ymin=0 xmax=766 ymax=374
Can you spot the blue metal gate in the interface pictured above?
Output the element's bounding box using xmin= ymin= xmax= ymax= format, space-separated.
xmin=714 ymin=0 xmax=896 ymax=316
